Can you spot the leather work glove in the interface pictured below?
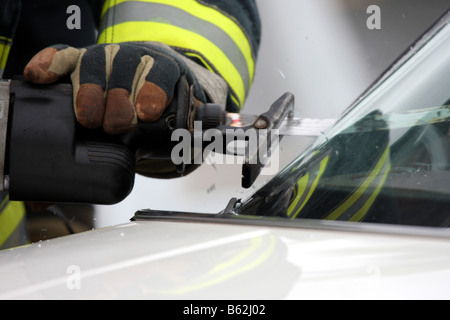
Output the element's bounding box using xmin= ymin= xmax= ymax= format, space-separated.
xmin=23 ymin=42 xmax=228 ymax=135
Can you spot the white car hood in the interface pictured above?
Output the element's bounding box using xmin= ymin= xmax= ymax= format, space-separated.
xmin=1 ymin=216 xmax=450 ymax=300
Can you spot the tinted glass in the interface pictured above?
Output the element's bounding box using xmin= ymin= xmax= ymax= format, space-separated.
xmin=237 ymin=14 xmax=450 ymax=228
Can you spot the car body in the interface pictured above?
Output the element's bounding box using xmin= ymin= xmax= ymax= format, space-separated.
xmin=1 ymin=215 xmax=450 ymax=300
xmin=1 ymin=9 xmax=450 ymax=300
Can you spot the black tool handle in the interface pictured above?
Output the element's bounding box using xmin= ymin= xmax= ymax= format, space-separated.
xmin=5 ymin=78 xmax=290 ymax=204
xmin=7 ymin=80 xmax=135 ymax=205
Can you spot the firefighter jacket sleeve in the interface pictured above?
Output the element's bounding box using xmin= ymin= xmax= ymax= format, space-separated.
xmin=96 ymin=0 xmax=261 ymax=113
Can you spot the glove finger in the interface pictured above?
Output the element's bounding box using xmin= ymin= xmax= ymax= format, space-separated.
xmin=132 ymin=46 xmax=181 ymax=122
xmin=24 ymin=45 xmax=80 ymax=84
xmin=72 ymin=44 xmax=110 ymax=129
xmin=103 ymin=44 xmax=141 ymax=134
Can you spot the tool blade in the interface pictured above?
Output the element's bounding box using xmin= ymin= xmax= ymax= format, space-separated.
xmin=227 ymin=112 xmax=336 ymax=137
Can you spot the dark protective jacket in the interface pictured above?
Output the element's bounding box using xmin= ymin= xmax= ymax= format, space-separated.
xmin=0 ymin=0 xmax=261 ymax=249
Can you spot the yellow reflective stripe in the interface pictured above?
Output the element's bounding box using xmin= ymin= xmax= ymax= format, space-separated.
xmin=164 ymin=235 xmax=276 ymax=295
xmin=98 ymin=22 xmax=246 ymax=107
xmin=100 ymin=0 xmax=254 ymax=77
xmin=349 ymin=162 xmax=391 ymax=222
xmin=325 ymin=147 xmax=390 ymax=221
xmin=287 ymin=173 xmax=309 ymax=217
xmin=208 ymin=235 xmax=265 ymax=275
xmin=0 ymin=41 xmax=11 ymax=72
xmin=290 ymin=155 xmax=330 ymax=219
xmin=0 ymin=197 xmax=26 ymax=247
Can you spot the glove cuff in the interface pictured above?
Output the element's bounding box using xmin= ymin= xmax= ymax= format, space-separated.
xmin=145 ymin=41 xmax=228 ymax=108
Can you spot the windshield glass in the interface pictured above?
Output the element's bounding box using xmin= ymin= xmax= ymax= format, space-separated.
xmin=237 ymin=12 xmax=450 ymax=228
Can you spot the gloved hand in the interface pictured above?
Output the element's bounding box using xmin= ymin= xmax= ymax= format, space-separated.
xmin=24 ymin=42 xmax=226 ymax=134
